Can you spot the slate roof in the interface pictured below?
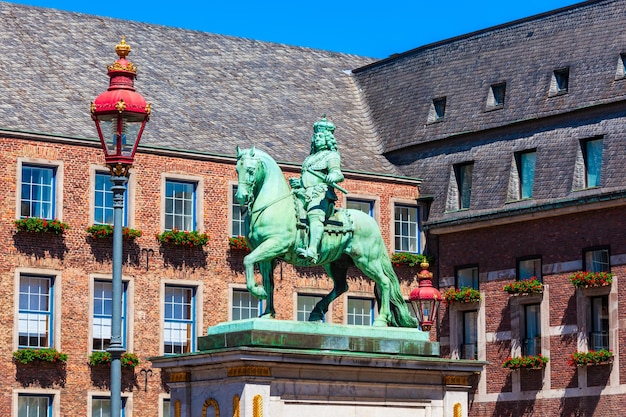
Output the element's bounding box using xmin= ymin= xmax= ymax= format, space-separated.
xmin=352 ymin=0 xmax=626 ymax=153
xmin=0 ymin=2 xmax=403 ymax=175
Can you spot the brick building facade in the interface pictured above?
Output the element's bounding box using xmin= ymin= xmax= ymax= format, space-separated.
xmin=3 ymin=0 xmax=626 ymax=416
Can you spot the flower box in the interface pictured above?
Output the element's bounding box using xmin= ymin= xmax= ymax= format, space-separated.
xmin=13 ymin=348 xmax=68 ymax=364
xmin=87 ymin=224 xmax=142 ymax=239
xmin=88 ymin=351 xmax=140 ymax=368
xmin=568 ymin=349 xmax=613 ymax=367
xmin=503 ymin=278 xmax=543 ymax=295
xmin=156 ymin=229 xmax=209 ymax=247
xmin=502 ymin=354 xmax=548 ymax=370
xmin=390 ymin=252 xmax=432 ymax=267
xmin=442 ymin=287 xmax=481 ymax=304
xmin=228 ymin=235 xmax=250 ymax=252
xmin=569 ymin=271 xmax=613 ymax=289
xmin=14 ymin=217 xmax=69 ymax=235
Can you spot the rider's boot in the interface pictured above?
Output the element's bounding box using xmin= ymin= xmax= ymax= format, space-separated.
xmin=297 ymin=210 xmax=325 ymax=263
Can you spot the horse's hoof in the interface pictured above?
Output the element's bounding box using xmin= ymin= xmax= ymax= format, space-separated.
xmin=259 ymin=313 xmax=275 ymax=319
xmin=308 ymin=312 xmax=324 ymax=322
xmin=250 ymin=285 xmax=268 ymax=300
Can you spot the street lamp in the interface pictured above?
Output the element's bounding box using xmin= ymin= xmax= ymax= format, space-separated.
xmin=91 ymin=37 xmax=150 ymax=417
xmin=409 ymin=261 xmax=442 ymax=332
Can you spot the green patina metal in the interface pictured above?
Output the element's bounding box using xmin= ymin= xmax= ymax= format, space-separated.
xmin=199 ymin=319 xmax=437 ymax=356
xmin=234 ymin=117 xmax=418 ymax=328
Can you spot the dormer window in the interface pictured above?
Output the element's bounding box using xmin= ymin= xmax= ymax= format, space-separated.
xmin=487 ymin=83 xmax=506 ymax=110
xmin=427 ymin=97 xmax=447 ymax=123
xmin=615 ymin=53 xmax=626 ymax=79
xmin=550 ymin=68 xmax=569 ymax=96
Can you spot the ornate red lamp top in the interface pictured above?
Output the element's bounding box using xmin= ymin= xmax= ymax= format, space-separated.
xmin=91 ymin=37 xmax=151 ymax=174
xmin=409 ymin=261 xmax=442 ymax=332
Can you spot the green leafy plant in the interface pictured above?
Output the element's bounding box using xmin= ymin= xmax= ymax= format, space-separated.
xmin=569 ymin=271 xmax=613 ymax=289
xmin=390 ymin=252 xmax=433 ymax=267
xmin=13 ymin=348 xmax=68 ymax=364
xmin=14 ymin=217 xmax=69 ymax=235
xmin=88 ymin=351 xmax=140 ymax=368
xmin=503 ymin=278 xmax=543 ymax=295
xmin=442 ymin=287 xmax=481 ymax=304
xmin=502 ymin=354 xmax=549 ymax=370
xmin=86 ymin=224 xmax=142 ymax=239
xmin=568 ymin=349 xmax=613 ymax=366
xmin=228 ymin=235 xmax=250 ymax=251
xmin=156 ymin=229 xmax=209 ymax=247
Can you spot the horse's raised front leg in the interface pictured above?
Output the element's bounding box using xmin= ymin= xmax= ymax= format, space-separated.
xmin=258 ymin=261 xmax=275 ymax=318
xmin=309 ymin=261 xmax=349 ymax=322
xmin=243 ymin=237 xmax=290 ymax=301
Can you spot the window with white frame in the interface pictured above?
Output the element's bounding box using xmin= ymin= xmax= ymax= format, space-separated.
xmin=231 ymin=289 xmax=261 ymax=320
xmin=19 ymin=275 xmax=54 ymax=349
xmin=162 ymin=398 xmax=171 ymax=417
xmin=297 ymin=294 xmax=324 ymax=322
xmin=347 ymin=198 xmax=374 ymax=217
xmin=94 ymin=172 xmax=127 ymax=226
xmin=456 ymin=265 xmax=478 ymax=290
xmin=588 ymin=295 xmax=609 ymax=351
xmin=93 ymin=280 xmax=127 ymax=351
xmin=165 ymin=180 xmax=196 ymax=231
xmin=584 ymin=247 xmax=610 ymax=273
xmin=231 ymin=185 xmax=248 ymax=237
xmin=92 ymin=396 xmax=126 ymax=417
xmin=347 ymin=297 xmax=374 ymax=326
xmin=18 ymin=394 xmax=53 ymax=417
xmin=164 ymin=285 xmax=195 ymax=354
xmin=461 ymin=310 xmax=478 ymax=360
xmin=394 ymin=204 xmax=419 ymax=253
xmin=522 ymin=303 xmax=541 ymax=356
xmin=518 ymin=257 xmax=542 ymax=282
xmin=21 ymin=165 xmax=56 ymax=219
xmin=582 ymin=138 xmax=603 ymax=188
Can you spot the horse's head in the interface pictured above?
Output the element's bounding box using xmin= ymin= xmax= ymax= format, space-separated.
xmin=235 ymin=146 xmax=264 ymax=206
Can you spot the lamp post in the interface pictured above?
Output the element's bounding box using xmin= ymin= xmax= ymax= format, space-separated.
xmin=409 ymin=261 xmax=442 ymax=332
xmin=91 ymin=37 xmax=150 ymax=417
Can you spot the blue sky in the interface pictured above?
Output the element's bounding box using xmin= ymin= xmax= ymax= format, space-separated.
xmin=6 ymin=0 xmax=583 ymax=58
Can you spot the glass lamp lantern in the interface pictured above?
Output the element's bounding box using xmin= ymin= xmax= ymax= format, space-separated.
xmin=409 ymin=261 xmax=442 ymax=332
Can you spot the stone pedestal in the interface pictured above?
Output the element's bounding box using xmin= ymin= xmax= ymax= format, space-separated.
xmin=151 ymin=319 xmax=483 ymax=417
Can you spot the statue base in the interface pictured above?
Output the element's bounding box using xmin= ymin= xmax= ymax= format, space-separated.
xmin=151 ymin=319 xmax=483 ymax=417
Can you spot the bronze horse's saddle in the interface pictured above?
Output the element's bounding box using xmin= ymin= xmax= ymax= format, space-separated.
xmin=292 ymin=194 xmax=354 ymax=252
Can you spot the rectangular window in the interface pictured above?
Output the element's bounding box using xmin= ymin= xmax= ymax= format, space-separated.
xmin=456 ymin=266 xmax=478 ymax=290
xmin=19 ymin=275 xmax=53 ymax=348
xmin=552 ymin=68 xmax=569 ymax=94
xmin=163 ymin=399 xmax=171 ymax=417
xmin=517 ymin=150 xmax=536 ymax=199
xmin=462 ymin=310 xmax=478 ymax=360
xmin=589 ymin=295 xmax=609 ymax=351
xmin=18 ymin=394 xmax=52 ymax=417
xmin=93 ymin=280 xmax=127 ymax=351
xmin=347 ymin=198 xmax=374 ymax=217
xmin=297 ymin=294 xmax=324 ymax=322
xmin=584 ymin=248 xmax=610 ymax=273
xmin=231 ymin=186 xmax=248 ymax=237
xmin=21 ymin=165 xmax=55 ymax=219
xmin=347 ymin=297 xmax=374 ymax=326
xmin=523 ymin=304 xmax=541 ymax=356
xmin=394 ymin=205 xmax=419 ymax=253
xmin=94 ymin=172 xmax=127 ymax=226
xmin=488 ymin=82 xmax=506 ymax=108
xmin=583 ymin=138 xmax=603 ymax=188
xmin=231 ymin=289 xmax=261 ymax=320
xmin=455 ymin=163 xmax=473 ymax=210
xmin=92 ymin=396 xmax=126 ymax=417
xmin=518 ymin=257 xmax=542 ymax=282
xmin=165 ymin=180 xmax=196 ymax=231
xmin=428 ymin=97 xmax=447 ymax=123
xmin=164 ymin=285 xmax=195 ymax=355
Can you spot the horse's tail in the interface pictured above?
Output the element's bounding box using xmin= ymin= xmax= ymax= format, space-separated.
xmin=375 ymin=250 xmax=419 ymax=328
